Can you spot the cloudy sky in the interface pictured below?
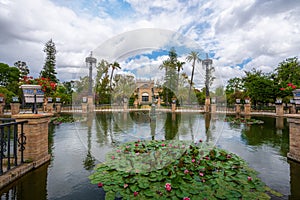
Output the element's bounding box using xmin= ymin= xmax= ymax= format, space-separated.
xmin=0 ymin=0 xmax=300 ymax=88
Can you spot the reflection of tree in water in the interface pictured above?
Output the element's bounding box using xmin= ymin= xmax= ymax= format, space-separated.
xmin=129 ymin=111 xmax=151 ymax=123
xmin=204 ymin=113 xmax=212 ymax=142
xmin=96 ymin=112 xmax=116 ymax=144
xmin=83 ymin=113 xmax=95 ymax=170
xmin=240 ymin=117 xmax=289 ymax=156
xmin=164 ymin=113 xmax=180 ymax=140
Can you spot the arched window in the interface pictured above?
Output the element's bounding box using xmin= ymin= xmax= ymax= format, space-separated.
xmin=142 ymin=93 xmax=149 ymax=102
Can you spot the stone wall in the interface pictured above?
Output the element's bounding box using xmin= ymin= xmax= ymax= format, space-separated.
xmin=287 ymin=118 xmax=300 ymax=162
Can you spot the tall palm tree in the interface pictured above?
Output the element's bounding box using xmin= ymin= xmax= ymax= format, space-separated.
xmin=186 ymin=51 xmax=201 ymax=104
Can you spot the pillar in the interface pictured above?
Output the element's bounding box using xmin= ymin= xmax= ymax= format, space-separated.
xmin=10 ymin=103 xmax=20 ymax=115
xmin=157 ymin=97 xmax=161 ymax=108
xmin=275 ymin=104 xmax=284 ymax=116
xmin=235 ymin=104 xmax=241 ymax=114
xmin=287 ymin=118 xmax=300 ymax=162
xmin=171 ymin=98 xmax=176 ymax=112
xmin=82 ymin=103 xmax=88 ymax=113
xmin=55 ymin=103 xmax=62 ymax=113
xmin=87 ymin=96 xmax=94 ymax=112
xmin=13 ymin=113 xmax=53 ymax=163
xmin=46 ymin=103 xmax=53 ymax=113
xmin=244 ymin=104 xmax=251 ymax=115
xmin=134 ymin=99 xmax=138 ymax=108
xmin=171 ymin=103 xmax=176 ymax=112
xmin=0 ymin=103 xmax=5 ymax=115
xmin=211 ymin=104 xmax=216 ymax=114
xmin=204 ymin=97 xmax=210 ymax=113
xmin=289 ymin=104 xmax=296 ymax=114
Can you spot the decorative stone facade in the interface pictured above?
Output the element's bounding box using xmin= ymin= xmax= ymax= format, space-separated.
xmin=135 ymin=80 xmax=160 ymax=105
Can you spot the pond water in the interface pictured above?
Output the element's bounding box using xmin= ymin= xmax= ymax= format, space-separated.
xmin=0 ymin=112 xmax=300 ymax=199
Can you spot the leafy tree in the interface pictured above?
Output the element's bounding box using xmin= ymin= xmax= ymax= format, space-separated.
xmin=14 ymin=61 xmax=29 ymax=78
xmin=243 ymin=69 xmax=275 ymax=105
xmin=112 ymin=74 xmax=135 ymax=104
xmin=276 ymin=57 xmax=300 ymax=86
xmin=0 ymin=63 xmax=20 ymax=98
xmin=275 ymin=57 xmax=300 ymax=100
xmin=95 ymin=60 xmax=111 ymax=104
xmin=72 ymin=76 xmax=89 ymax=104
xmin=186 ymin=51 xmax=201 ymax=103
xmin=54 ymin=81 xmax=74 ymax=104
xmin=40 ymin=39 xmax=58 ymax=83
xmin=109 ymin=61 xmax=121 ymax=91
xmin=159 ymin=48 xmax=181 ymax=104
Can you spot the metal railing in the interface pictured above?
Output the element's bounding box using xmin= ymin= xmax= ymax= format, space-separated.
xmin=0 ymin=119 xmax=27 ymax=175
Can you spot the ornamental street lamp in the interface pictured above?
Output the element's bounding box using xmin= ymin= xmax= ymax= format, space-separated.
xmin=33 ymin=88 xmax=37 ymax=114
xmin=85 ymin=52 xmax=97 ymax=96
xmin=202 ymin=53 xmax=213 ymax=98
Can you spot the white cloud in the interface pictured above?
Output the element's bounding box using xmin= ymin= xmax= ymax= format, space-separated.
xmin=0 ymin=0 xmax=299 ymax=86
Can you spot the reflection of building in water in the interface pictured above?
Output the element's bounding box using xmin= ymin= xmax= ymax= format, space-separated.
xmin=135 ymin=79 xmax=161 ymax=105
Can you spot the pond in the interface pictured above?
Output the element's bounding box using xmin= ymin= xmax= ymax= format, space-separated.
xmin=0 ymin=112 xmax=300 ymax=199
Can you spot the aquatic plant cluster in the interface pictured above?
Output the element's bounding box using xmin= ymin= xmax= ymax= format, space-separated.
xmin=50 ymin=115 xmax=75 ymax=125
xmin=89 ymin=140 xmax=273 ymax=199
xmin=225 ymin=117 xmax=264 ymax=125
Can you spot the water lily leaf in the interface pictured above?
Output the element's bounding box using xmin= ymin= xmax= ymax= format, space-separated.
xmin=105 ymin=191 xmax=115 ymax=200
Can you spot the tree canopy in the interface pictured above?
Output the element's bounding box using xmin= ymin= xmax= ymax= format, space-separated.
xmin=40 ymin=39 xmax=58 ymax=83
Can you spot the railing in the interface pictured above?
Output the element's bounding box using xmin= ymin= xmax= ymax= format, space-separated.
xmin=0 ymin=119 xmax=28 ymax=175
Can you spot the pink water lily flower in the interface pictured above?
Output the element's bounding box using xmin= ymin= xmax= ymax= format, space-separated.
xmin=134 ymin=191 xmax=139 ymax=197
xmin=192 ymin=159 xmax=195 ymax=163
xmin=199 ymin=172 xmax=204 ymax=177
xmin=98 ymin=182 xmax=103 ymax=188
xmin=248 ymin=176 xmax=252 ymax=181
xmin=165 ymin=183 xmax=172 ymax=191
xmin=183 ymin=197 xmax=190 ymax=200
xmin=184 ymin=169 xmax=189 ymax=174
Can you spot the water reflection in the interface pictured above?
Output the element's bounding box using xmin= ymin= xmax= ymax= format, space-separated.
xmin=0 ymin=113 xmax=299 ymax=199
xmin=83 ymin=113 xmax=96 ymax=170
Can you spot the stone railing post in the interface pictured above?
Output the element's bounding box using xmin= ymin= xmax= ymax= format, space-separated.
xmin=12 ymin=113 xmax=53 ymax=165
xmin=287 ymin=118 xmax=300 ymax=162
xmin=244 ymin=103 xmax=251 ymax=115
xmin=211 ymin=103 xmax=216 ymax=114
xmin=171 ymin=98 xmax=176 ymax=112
xmin=55 ymin=103 xmax=62 ymax=113
xmin=10 ymin=103 xmax=20 ymax=115
xmin=275 ymin=104 xmax=284 ymax=116
xmin=0 ymin=103 xmax=5 ymax=115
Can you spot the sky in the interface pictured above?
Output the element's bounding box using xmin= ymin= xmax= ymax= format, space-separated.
xmin=0 ymin=0 xmax=300 ymax=89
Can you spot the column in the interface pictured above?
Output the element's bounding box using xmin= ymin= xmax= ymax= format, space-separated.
xmin=275 ymin=104 xmax=284 ymax=116
xmin=13 ymin=113 xmax=53 ymax=164
xmin=10 ymin=103 xmax=20 ymax=115
xmin=287 ymin=118 xmax=300 ymax=162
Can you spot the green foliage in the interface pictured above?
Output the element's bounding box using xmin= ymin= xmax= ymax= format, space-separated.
xmin=14 ymin=61 xmax=29 ymax=78
xmin=40 ymin=39 xmax=58 ymax=83
xmin=0 ymin=63 xmax=20 ymax=99
xmin=0 ymin=87 xmax=16 ymax=103
xmin=243 ymin=69 xmax=275 ymax=105
xmin=51 ymin=115 xmax=75 ymax=124
xmin=225 ymin=116 xmax=264 ymax=125
xmin=159 ymin=48 xmax=183 ymax=101
xmin=90 ymin=140 xmax=276 ymax=200
xmin=54 ymin=82 xmax=73 ymax=104
xmin=95 ymin=59 xmax=111 ymax=104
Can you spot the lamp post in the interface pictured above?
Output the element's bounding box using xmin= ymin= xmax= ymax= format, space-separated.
xmin=85 ymin=52 xmax=97 ymax=112
xmin=85 ymin=51 xmax=97 ymax=96
xmin=33 ymin=88 xmax=37 ymax=114
xmin=202 ymin=53 xmax=213 ymax=113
